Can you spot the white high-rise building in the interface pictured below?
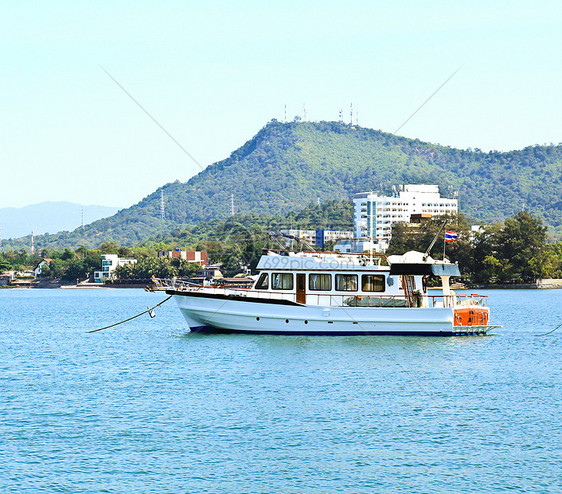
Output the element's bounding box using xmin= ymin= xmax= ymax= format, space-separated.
xmin=351 ymin=185 xmax=458 ymax=252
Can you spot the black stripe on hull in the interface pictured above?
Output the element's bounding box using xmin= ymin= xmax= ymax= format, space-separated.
xmin=188 ymin=326 xmax=489 ymax=337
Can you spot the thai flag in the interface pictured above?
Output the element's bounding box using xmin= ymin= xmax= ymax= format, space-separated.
xmin=445 ymin=231 xmax=458 ymax=242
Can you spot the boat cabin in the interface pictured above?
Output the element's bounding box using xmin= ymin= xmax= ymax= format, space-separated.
xmin=251 ymin=250 xmax=460 ymax=307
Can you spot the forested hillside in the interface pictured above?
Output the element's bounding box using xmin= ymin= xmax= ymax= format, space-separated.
xmin=4 ymin=120 xmax=561 ymax=250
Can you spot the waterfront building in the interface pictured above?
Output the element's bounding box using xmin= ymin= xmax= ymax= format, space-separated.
xmin=336 ymin=185 xmax=457 ymax=253
xmin=93 ymin=254 xmax=137 ymax=283
xmin=279 ymin=229 xmax=353 ymax=248
xmin=158 ymin=249 xmax=208 ymax=266
xmin=0 ymin=271 xmax=15 ymax=285
xmin=315 ymin=229 xmax=354 ymax=248
xmin=197 ymin=264 xmax=223 ymax=279
xmin=34 ymin=258 xmax=54 ymax=277
xmin=279 ymin=229 xmax=317 ymax=246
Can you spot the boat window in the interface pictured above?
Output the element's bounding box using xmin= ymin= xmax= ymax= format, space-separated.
xmin=271 ymin=273 xmax=293 ymax=290
xmin=335 ymin=274 xmax=358 ymax=291
xmin=255 ymin=273 xmax=268 ymax=290
xmin=309 ymin=273 xmax=331 ymax=291
xmin=362 ymin=274 xmax=385 ymax=292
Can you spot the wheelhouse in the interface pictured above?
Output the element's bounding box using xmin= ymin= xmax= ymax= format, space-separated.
xmin=250 ymin=250 xmax=467 ymax=308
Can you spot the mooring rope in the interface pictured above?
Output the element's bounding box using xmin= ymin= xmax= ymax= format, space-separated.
xmin=87 ymin=295 xmax=172 ymax=333
xmin=535 ymin=322 xmax=562 ymax=337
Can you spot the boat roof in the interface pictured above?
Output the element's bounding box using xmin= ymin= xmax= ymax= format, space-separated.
xmin=256 ymin=250 xmax=460 ymax=276
xmin=256 ymin=250 xmax=387 ymax=272
xmin=387 ymin=251 xmax=461 ymax=276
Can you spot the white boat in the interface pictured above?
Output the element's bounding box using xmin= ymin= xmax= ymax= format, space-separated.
xmin=166 ymin=250 xmax=498 ymax=336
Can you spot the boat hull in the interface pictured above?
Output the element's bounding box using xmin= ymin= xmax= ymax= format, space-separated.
xmin=170 ymin=291 xmax=491 ymax=336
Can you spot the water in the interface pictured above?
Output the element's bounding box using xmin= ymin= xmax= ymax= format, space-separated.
xmin=1 ymin=288 xmax=560 ymax=493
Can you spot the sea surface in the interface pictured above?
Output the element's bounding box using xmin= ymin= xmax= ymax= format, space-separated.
xmin=1 ymin=288 xmax=560 ymax=493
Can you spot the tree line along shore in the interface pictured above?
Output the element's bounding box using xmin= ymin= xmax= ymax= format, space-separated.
xmin=1 ymin=205 xmax=561 ymax=289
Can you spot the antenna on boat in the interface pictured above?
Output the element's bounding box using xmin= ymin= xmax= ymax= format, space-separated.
xmin=424 ymin=221 xmax=447 ymax=260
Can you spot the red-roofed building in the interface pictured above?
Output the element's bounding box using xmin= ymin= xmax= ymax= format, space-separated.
xmin=0 ymin=271 xmax=15 ymax=285
xmin=34 ymin=259 xmax=54 ymax=277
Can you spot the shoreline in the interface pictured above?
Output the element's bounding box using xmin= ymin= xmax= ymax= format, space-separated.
xmin=1 ymin=283 xmax=149 ymax=289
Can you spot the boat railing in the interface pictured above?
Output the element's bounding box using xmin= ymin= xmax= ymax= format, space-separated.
xmin=306 ymin=293 xmax=487 ymax=308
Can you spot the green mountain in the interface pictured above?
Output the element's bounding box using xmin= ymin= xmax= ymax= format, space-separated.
xmin=5 ymin=120 xmax=562 ymax=250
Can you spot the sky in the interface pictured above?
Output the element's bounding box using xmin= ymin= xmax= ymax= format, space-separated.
xmin=1 ymin=0 xmax=561 ymax=209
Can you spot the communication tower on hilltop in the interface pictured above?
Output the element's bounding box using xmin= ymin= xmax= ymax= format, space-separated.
xmin=284 ymin=104 xmax=287 ymax=122
xmin=350 ymin=103 xmax=353 ymax=124
xmin=81 ymin=207 xmax=85 ymax=230
xmin=160 ymin=190 xmax=165 ymax=221
xmin=338 ymin=110 xmax=343 ymax=123
xmin=231 ymin=194 xmax=235 ymax=216
xmin=303 ymin=104 xmax=307 ymax=121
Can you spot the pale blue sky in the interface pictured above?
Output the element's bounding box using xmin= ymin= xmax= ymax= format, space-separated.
xmin=1 ymin=1 xmax=561 ymax=209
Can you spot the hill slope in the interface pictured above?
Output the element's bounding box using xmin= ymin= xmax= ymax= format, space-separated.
xmin=5 ymin=120 xmax=562 ymax=249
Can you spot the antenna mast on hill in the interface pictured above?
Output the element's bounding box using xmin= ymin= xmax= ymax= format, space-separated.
xmin=231 ymin=194 xmax=235 ymax=216
xmin=81 ymin=207 xmax=85 ymax=230
xmin=350 ymin=103 xmax=353 ymax=124
xmin=160 ymin=190 xmax=165 ymax=221
xmin=303 ymin=104 xmax=307 ymax=121
xmin=284 ymin=104 xmax=287 ymax=122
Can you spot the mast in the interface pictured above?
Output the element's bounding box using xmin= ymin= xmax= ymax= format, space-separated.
xmin=424 ymin=221 xmax=447 ymax=260
xmin=368 ymin=194 xmax=374 ymax=264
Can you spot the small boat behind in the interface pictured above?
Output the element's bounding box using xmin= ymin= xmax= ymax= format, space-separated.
xmin=166 ymin=250 xmax=499 ymax=336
